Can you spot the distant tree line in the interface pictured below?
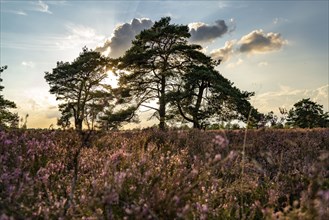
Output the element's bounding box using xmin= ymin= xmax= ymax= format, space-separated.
xmin=43 ymin=17 xmax=329 ymax=130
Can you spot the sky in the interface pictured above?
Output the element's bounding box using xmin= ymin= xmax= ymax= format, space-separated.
xmin=0 ymin=0 xmax=328 ymax=129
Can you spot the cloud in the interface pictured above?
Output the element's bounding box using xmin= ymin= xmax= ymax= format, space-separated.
xmin=312 ymin=85 xmax=329 ymax=106
xmin=56 ymin=24 xmax=105 ymax=50
xmin=238 ymin=29 xmax=287 ymax=54
xmin=273 ymin=17 xmax=289 ymax=25
xmin=12 ymin=10 xmax=27 ymax=16
xmin=96 ymin=18 xmax=234 ymax=58
xmin=22 ymin=61 xmax=35 ymax=68
xmin=210 ymin=40 xmax=236 ymax=62
xmin=252 ymin=84 xmax=329 ymax=114
xmin=34 ymin=0 xmax=52 ymax=14
xmin=96 ymin=18 xmax=154 ymax=58
xmin=189 ymin=20 xmax=229 ymax=43
xmin=4 ymin=1 xmax=66 ymax=16
xmin=3 ymin=25 xmax=104 ymax=51
xmin=2 ymin=9 xmax=28 ymax=16
xmin=46 ymin=111 xmax=61 ymax=119
xmin=14 ymin=90 xmax=61 ymax=128
xmin=15 ymin=10 xmax=27 ymax=16
xmin=209 ymin=30 xmax=286 ymax=63
xmin=226 ymin=58 xmax=243 ymax=69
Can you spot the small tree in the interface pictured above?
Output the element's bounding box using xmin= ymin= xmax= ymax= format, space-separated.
xmin=0 ymin=66 xmax=19 ymax=128
xmin=45 ymin=47 xmax=111 ymax=130
xmin=287 ymin=98 xmax=329 ymax=128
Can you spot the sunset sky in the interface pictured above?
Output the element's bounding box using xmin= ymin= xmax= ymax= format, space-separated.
xmin=0 ymin=0 xmax=328 ymax=128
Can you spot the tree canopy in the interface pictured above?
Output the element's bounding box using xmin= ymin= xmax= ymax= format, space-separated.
xmin=114 ymin=17 xmax=260 ymax=130
xmin=114 ymin=17 xmax=209 ymax=130
xmin=287 ymin=98 xmax=329 ymax=128
xmin=43 ymin=17 xmax=329 ymax=131
xmin=45 ymin=47 xmax=111 ymax=130
xmin=168 ymin=63 xmax=257 ymax=129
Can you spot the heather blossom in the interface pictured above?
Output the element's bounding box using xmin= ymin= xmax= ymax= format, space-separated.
xmin=0 ymin=128 xmax=328 ymax=219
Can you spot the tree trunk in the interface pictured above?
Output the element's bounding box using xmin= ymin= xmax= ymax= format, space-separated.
xmin=192 ymin=83 xmax=205 ymax=129
xmin=159 ymin=75 xmax=166 ymax=130
xmin=193 ymin=120 xmax=201 ymax=129
xmin=75 ymin=118 xmax=83 ymax=131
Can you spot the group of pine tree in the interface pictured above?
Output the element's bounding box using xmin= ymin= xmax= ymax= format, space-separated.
xmin=1 ymin=17 xmax=328 ymax=130
xmin=44 ymin=17 xmax=258 ymax=130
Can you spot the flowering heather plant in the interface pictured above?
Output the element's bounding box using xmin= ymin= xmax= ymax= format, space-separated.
xmin=0 ymin=128 xmax=328 ymax=219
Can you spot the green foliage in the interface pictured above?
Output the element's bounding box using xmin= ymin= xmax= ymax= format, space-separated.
xmin=0 ymin=66 xmax=19 ymax=128
xmin=45 ymin=47 xmax=112 ymax=130
xmin=115 ymin=17 xmax=206 ymax=130
xmin=287 ymin=98 xmax=329 ymax=128
xmin=98 ymin=106 xmax=138 ymax=130
xmin=115 ymin=17 xmax=260 ymax=130
xmin=169 ymin=63 xmax=257 ymax=129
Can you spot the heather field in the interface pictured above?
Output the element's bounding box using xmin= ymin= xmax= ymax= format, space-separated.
xmin=1 ymin=128 xmax=328 ymax=219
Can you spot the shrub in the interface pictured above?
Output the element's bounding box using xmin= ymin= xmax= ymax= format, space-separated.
xmin=1 ymin=128 xmax=328 ymax=219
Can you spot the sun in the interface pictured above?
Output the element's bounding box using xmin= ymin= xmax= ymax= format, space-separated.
xmin=102 ymin=70 xmax=119 ymax=88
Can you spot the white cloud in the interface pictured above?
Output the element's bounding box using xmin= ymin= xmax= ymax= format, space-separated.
xmin=210 ymin=40 xmax=236 ymax=62
xmin=96 ymin=18 xmax=234 ymax=58
xmin=189 ymin=20 xmax=229 ymax=43
xmin=3 ymin=9 xmax=28 ymax=16
xmin=273 ymin=17 xmax=289 ymax=25
xmin=313 ymin=85 xmax=329 ymax=105
xmin=188 ymin=22 xmax=206 ymax=30
xmin=21 ymin=61 xmax=35 ymax=68
xmin=252 ymin=84 xmax=329 ymax=114
xmin=68 ymin=24 xmax=97 ymax=38
xmin=14 ymin=89 xmax=60 ymax=128
xmin=210 ymin=30 xmax=287 ymax=63
xmin=238 ymin=29 xmax=287 ymax=54
xmin=96 ymin=18 xmax=153 ymax=58
xmin=14 ymin=10 xmax=27 ymax=16
xmin=34 ymin=0 xmax=52 ymax=14
xmin=56 ymin=24 xmax=105 ymax=50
